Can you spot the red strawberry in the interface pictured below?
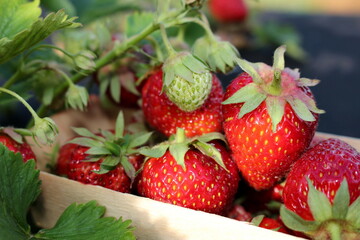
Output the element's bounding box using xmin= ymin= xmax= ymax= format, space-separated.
xmin=208 ymin=0 xmax=248 ymax=23
xmin=141 ymin=69 xmax=223 ymax=137
xmin=281 ymin=138 xmax=360 ymax=239
xmin=56 ymin=112 xmax=151 ymax=193
xmin=0 ymin=130 xmax=36 ymax=162
xmin=222 ymin=46 xmax=323 ymax=190
xmin=227 ymin=204 xmax=252 ymax=222
xmin=137 ymin=129 xmax=240 ymax=215
xmin=56 ymin=142 xmax=77 ymax=176
xmin=67 ymin=147 xmax=143 ymax=193
xmin=251 ymin=215 xmax=291 ymax=234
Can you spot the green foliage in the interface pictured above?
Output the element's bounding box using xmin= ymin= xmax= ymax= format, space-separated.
xmin=0 ymin=144 xmax=40 ymax=239
xmin=0 ymin=143 xmax=136 ymax=239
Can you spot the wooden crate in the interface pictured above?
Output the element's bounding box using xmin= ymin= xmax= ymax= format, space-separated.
xmin=30 ymin=132 xmax=360 ymax=240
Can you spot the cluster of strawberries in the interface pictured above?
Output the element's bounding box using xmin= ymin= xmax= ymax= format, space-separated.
xmin=1 ymin=30 xmax=359 ymax=240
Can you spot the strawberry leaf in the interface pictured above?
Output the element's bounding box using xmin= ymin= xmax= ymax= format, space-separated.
xmin=0 ymin=9 xmax=80 ymax=64
xmin=346 ymin=197 xmax=360 ymax=228
xmin=306 ymin=177 xmax=332 ymax=222
xmin=235 ymin=58 xmax=264 ymax=84
xmin=68 ymin=137 xmax=103 ymax=148
xmin=332 ymin=178 xmax=350 ymax=219
xmin=222 ymin=83 xmax=260 ymax=105
xmin=238 ymin=92 xmax=267 ymax=118
xmin=128 ymin=132 xmax=153 ymax=149
xmin=0 ymin=144 xmax=41 ymax=239
xmin=72 ymin=127 xmax=104 ymax=141
xmin=169 ymin=142 xmax=188 ymax=170
xmin=110 ymin=75 xmax=121 ymax=103
xmin=193 ymin=140 xmax=228 ymax=172
xmin=120 ymin=156 xmax=136 ymax=182
xmin=286 ymin=97 xmax=316 ymax=122
xmin=139 ymin=144 xmax=169 ymax=158
xmin=0 ymin=0 xmax=41 ymax=39
xmin=195 ymin=132 xmax=226 ymax=143
xmin=115 ymin=111 xmax=125 ymax=139
xmin=266 ymin=96 xmax=285 ymax=132
xmin=280 ymin=205 xmax=319 ymax=233
xmin=34 ymin=201 xmax=135 ymax=240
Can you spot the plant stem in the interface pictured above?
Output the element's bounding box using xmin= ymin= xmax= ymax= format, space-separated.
xmin=0 ymin=87 xmax=41 ymax=127
xmin=326 ymin=222 xmax=342 ymax=240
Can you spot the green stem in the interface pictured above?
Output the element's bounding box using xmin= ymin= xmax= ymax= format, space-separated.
xmin=175 ymin=128 xmax=186 ymax=143
xmin=0 ymin=87 xmax=41 ymax=127
xmin=268 ymin=70 xmax=282 ymax=96
xmin=160 ymin=24 xmax=177 ymax=56
xmin=1 ymin=70 xmax=22 ymax=89
xmin=326 ymin=222 xmax=342 ymax=240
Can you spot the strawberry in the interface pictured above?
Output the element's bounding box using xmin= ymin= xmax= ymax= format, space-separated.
xmin=56 ymin=141 xmax=77 ymax=176
xmin=0 ymin=129 xmax=36 ymax=162
xmin=141 ymin=69 xmax=223 ymax=137
xmin=222 ymin=46 xmax=323 ymax=190
xmin=227 ymin=204 xmax=252 ymax=222
xmin=56 ymin=112 xmax=152 ymax=193
xmin=208 ymin=0 xmax=248 ymax=23
xmin=136 ymin=128 xmax=240 ymax=215
xmin=251 ymin=215 xmax=291 ymax=234
xmin=280 ymin=138 xmax=360 ymax=239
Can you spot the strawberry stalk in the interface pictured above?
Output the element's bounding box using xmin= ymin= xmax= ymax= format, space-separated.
xmin=0 ymin=87 xmax=58 ymax=145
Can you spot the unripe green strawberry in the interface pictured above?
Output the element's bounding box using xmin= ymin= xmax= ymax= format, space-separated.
xmin=162 ymin=52 xmax=212 ymax=112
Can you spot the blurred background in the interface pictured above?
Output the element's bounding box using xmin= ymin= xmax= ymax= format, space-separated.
xmin=0 ymin=0 xmax=359 ymax=138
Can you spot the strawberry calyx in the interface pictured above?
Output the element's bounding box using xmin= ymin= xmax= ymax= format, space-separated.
xmin=139 ymin=127 xmax=228 ymax=171
xmin=280 ymin=177 xmax=360 ymax=239
xmin=67 ymin=111 xmax=152 ymax=181
xmin=222 ymin=45 xmax=325 ymax=132
xmin=192 ymin=35 xmax=239 ymax=74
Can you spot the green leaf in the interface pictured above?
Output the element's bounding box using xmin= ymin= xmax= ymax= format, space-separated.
xmin=128 ymin=132 xmax=153 ymax=149
xmin=169 ymin=142 xmax=188 ymax=170
xmin=280 ymin=205 xmax=319 ymax=233
xmin=72 ymin=127 xmax=103 ymax=140
xmin=235 ymin=58 xmax=263 ymax=84
xmin=238 ymin=93 xmax=267 ymax=118
xmin=193 ymin=140 xmax=228 ymax=172
xmin=115 ymin=111 xmax=125 ymax=139
xmin=68 ymin=137 xmax=103 ymax=148
xmin=0 ymin=0 xmax=41 ymax=39
xmin=0 ymin=10 xmax=81 ymax=64
xmin=0 ymin=144 xmax=41 ymax=239
xmin=139 ymin=144 xmax=169 ymax=158
xmin=286 ymin=96 xmax=316 ymax=122
xmin=266 ymin=96 xmax=285 ymax=132
xmin=125 ymin=11 xmax=158 ymax=39
xmin=251 ymin=215 xmax=265 ymax=226
xmin=110 ymin=75 xmax=121 ymax=103
xmin=272 ymin=45 xmax=286 ymax=71
xmin=346 ymin=197 xmax=360 ymax=228
xmin=35 ymin=200 xmax=136 ymax=240
xmin=195 ymin=132 xmax=226 ymax=143
xmin=86 ymin=147 xmax=112 ymax=155
xmin=101 ymin=156 xmax=120 ymax=167
xmin=332 ymin=178 xmax=350 ymax=219
xmin=120 ymin=156 xmax=136 ymax=181
xmin=306 ymin=177 xmax=332 ymax=222
xmin=222 ymin=83 xmax=260 ymax=105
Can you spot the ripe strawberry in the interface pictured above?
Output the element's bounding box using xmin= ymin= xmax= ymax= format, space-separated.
xmin=56 ymin=112 xmax=151 ymax=193
xmin=281 ymin=138 xmax=360 ymax=239
xmin=136 ymin=129 xmax=240 ymax=215
xmin=142 ymin=69 xmax=223 ymax=137
xmin=222 ymin=46 xmax=323 ymax=190
xmin=56 ymin=141 xmax=77 ymax=176
xmin=208 ymin=0 xmax=248 ymax=23
xmin=67 ymin=147 xmax=143 ymax=193
xmin=251 ymin=215 xmax=291 ymax=234
xmin=227 ymin=204 xmax=252 ymax=222
xmin=0 ymin=129 xmax=36 ymax=162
